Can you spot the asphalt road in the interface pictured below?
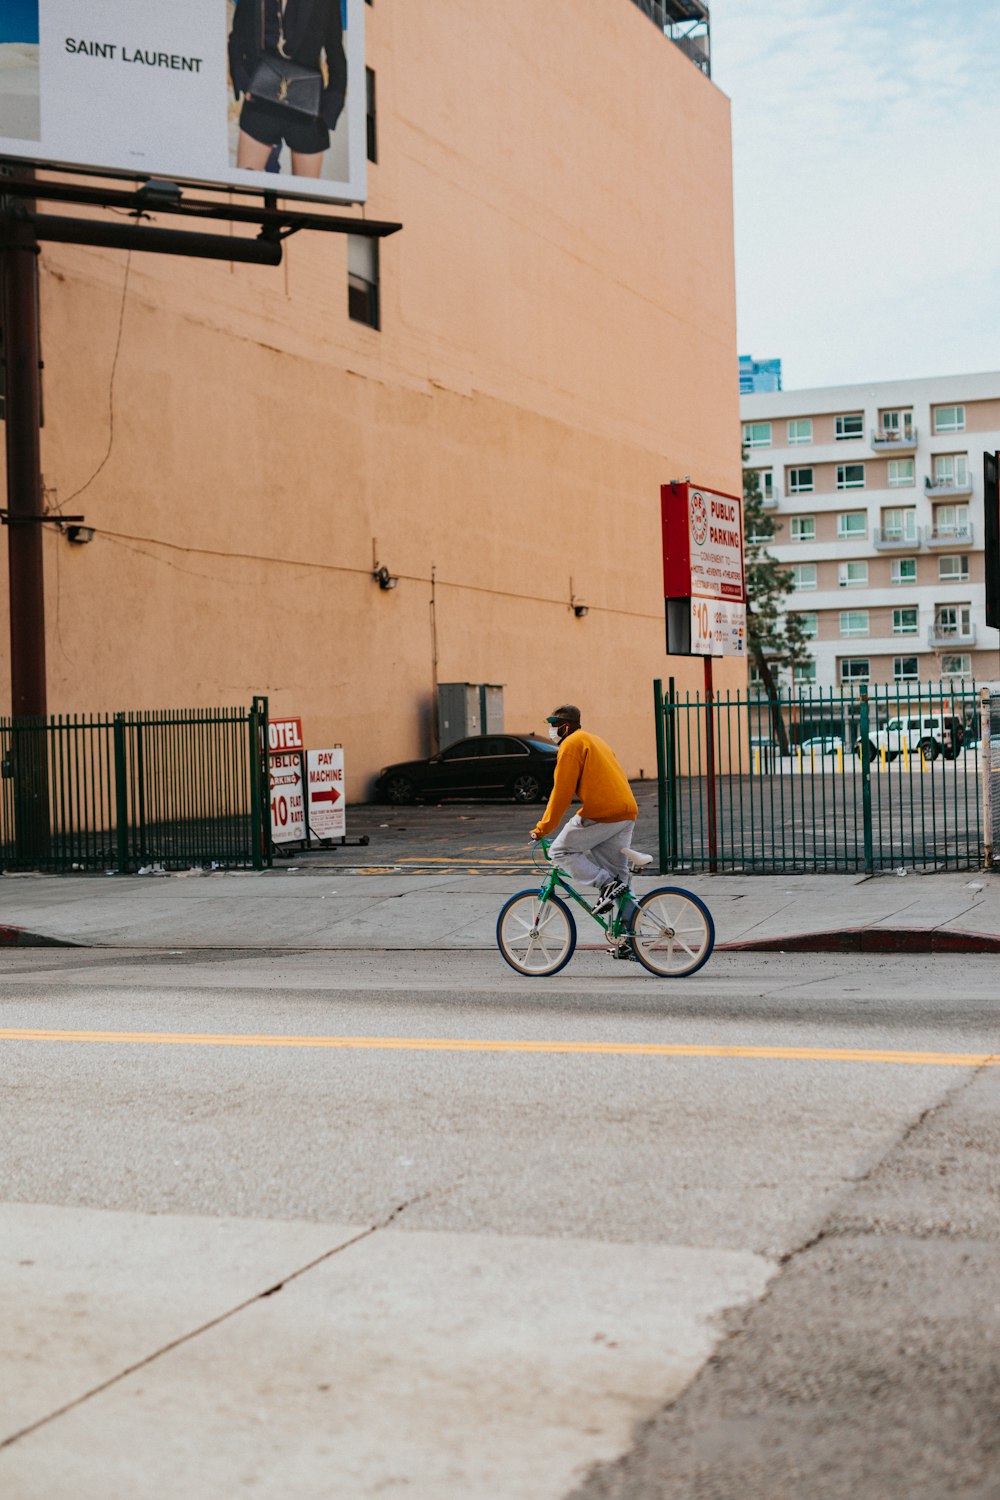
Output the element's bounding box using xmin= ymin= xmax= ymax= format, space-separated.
xmin=1 ymin=947 xmax=998 ymax=1498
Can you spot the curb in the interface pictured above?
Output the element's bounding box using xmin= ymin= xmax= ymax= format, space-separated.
xmin=0 ymin=924 xmax=79 ymax=949
xmin=720 ymin=927 xmax=1000 ymax=955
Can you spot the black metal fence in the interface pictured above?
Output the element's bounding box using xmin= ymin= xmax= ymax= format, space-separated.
xmin=0 ymin=699 xmax=271 ymax=873
xmin=654 ymin=679 xmax=990 ymax=874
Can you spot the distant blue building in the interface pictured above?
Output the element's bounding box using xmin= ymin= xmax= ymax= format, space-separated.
xmin=739 ymin=355 xmax=782 ymax=394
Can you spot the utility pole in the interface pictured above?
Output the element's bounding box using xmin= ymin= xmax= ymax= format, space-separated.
xmin=1 ymin=179 xmax=49 ymax=860
xmin=2 ymin=183 xmax=47 ymax=719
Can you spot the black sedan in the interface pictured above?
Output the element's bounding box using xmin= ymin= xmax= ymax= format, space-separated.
xmin=374 ymin=734 xmax=557 ymax=805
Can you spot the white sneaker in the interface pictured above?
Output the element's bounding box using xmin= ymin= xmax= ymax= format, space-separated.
xmin=624 ymin=848 xmax=653 ymax=869
xmin=593 ymin=878 xmax=628 ymax=915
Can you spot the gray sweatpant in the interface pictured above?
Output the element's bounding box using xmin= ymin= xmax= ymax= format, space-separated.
xmin=549 ymin=814 xmax=634 ymax=889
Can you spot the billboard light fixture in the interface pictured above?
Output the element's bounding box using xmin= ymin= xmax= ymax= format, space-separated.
xmin=373 ymin=565 xmax=397 ymax=591
xmin=66 ymin=525 xmax=95 ymax=544
xmin=136 ymin=180 xmax=183 ymax=209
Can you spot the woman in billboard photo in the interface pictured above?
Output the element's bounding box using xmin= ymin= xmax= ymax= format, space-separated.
xmin=229 ymin=0 xmax=347 ymax=179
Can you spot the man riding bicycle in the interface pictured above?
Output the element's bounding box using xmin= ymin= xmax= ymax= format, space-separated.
xmin=529 ymin=704 xmax=649 ymax=914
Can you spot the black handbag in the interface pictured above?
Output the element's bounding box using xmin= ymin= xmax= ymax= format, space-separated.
xmin=248 ymin=54 xmax=322 ymax=119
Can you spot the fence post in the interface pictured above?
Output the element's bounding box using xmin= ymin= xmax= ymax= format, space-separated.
xmin=859 ymin=685 xmax=874 ymax=873
xmin=654 ymin=678 xmax=667 ymax=874
xmin=667 ymin=675 xmax=678 ymax=868
xmin=981 ymin=687 xmax=993 ymax=870
xmin=250 ymin=696 xmax=272 ymax=871
xmin=113 ymin=712 xmax=129 ymax=874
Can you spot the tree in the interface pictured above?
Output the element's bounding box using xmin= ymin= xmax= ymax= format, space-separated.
xmin=742 ymin=462 xmax=813 ymax=750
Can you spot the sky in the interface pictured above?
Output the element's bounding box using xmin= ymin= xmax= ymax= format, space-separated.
xmin=0 ymin=0 xmax=39 ymax=46
xmin=708 ymin=0 xmax=1000 ymax=392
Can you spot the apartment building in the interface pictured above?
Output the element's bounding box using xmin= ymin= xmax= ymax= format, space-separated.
xmin=741 ymin=373 xmax=1000 ymax=690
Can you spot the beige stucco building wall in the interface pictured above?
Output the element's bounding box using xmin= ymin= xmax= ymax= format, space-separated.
xmin=1 ymin=1 xmax=743 ymax=799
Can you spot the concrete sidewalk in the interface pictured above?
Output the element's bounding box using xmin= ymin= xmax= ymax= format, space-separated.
xmin=1 ymin=868 xmax=998 ymax=953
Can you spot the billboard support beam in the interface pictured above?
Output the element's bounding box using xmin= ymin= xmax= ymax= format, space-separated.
xmin=0 ymin=171 xmax=402 ymax=241
xmin=32 ymin=214 xmax=284 ymax=265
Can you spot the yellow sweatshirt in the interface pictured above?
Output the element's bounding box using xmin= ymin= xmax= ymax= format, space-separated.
xmin=532 ymin=729 xmax=638 ymax=838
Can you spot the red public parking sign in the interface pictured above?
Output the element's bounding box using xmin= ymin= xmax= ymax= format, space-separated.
xmin=661 ymin=481 xmax=747 ymax=657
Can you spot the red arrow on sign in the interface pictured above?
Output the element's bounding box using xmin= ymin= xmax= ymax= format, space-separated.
xmin=312 ymin=785 xmax=341 ymax=807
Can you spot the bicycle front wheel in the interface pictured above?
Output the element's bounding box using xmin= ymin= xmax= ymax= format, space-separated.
xmin=628 ymin=887 xmax=714 ymax=978
xmin=496 ymin=890 xmax=576 ymax=977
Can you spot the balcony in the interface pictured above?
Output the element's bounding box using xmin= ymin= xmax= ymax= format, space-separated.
xmin=927 ymin=524 xmax=975 ymax=547
xmin=629 ymin=0 xmax=712 ymax=74
xmin=925 ymin=474 xmax=973 ymax=498
xmin=928 ymin=622 xmax=977 ymax=649
xmin=872 ymin=525 xmax=922 ymax=550
xmin=871 ymin=427 xmax=917 ymax=452
xmin=761 ymin=491 xmax=778 ymax=511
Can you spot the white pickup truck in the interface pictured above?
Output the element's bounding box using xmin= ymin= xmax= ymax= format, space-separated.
xmin=855 ymin=713 xmax=965 ymax=762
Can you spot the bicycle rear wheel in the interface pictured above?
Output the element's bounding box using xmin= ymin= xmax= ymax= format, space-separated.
xmin=628 ymin=887 xmax=714 ymax=977
xmin=496 ymin=890 xmax=576 ymax=976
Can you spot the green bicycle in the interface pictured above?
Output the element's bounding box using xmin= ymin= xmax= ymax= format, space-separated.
xmin=496 ymin=837 xmax=715 ymax=979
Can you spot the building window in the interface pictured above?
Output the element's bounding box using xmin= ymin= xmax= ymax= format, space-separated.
xmin=839 ymin=560 xmax=868 ymax=587
xmin=749 ymin=468 xmax=774 ymax=501
xmin=879 ymin=409 xmax=914 ymax=441
xmin=791 ymin=564 xmax=817 ymax=591
xmin=794 ymin=658 xmax=817 ymax=684
xmin=933 ymin=503 xmax=969 ymax=537
xmin=838 ymin=510 xmax=867 ymax=538
xmin=891 ymin=558 xmax=917 ymax=585
xmin=348 ymin=235 xmax=380 ymax=328
xmin=745 ymin=522 xmax=769 ymax=544
xmin=365 ymin=68 xmax=378 ymax=163
xmin=787 ymin=418 xmax=812 ymax=446
xmin=795 ymin=612 xmax=818 ymax=639
xmin=837 ymin=463 xmax=865 ymax=490
xmin=881 ymin=507 xmax=917 ymax=541
xmin=840 ymin=610 xmax=869 ymax=637
xmin=788 ymin=467 xmax=814 ymax=494
xmin=893 ymin=657 xmax=920 ymax=681
xmin=840 ymin=658 xmax=870 ymax=683
xmin=790 ymin=515 xmax=815 ymax=541
xmin=835 ymin=413 xmax=864 ymax=440
xmin=939 ymin=555 xmax=969 ymax=581
xmin=940 ymin=653 xmax=971 ymax=678
xmin=743 ymin=422 xmax=771 ymax=448
xmin=934 ymin=604 xmax=971 ymax=637
xmin=933 ymin=404 xmax=965 ymax=433
xmin=893 ymin=607 xmax=918 ymax=635
xmin=888 ymin=459 xmax=915 ymax=488
xmin=932 ymin=453 xmax=969 ymax=487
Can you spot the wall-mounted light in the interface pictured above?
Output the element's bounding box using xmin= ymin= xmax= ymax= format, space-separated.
xmin=568 ymin=577 xmax=588 ymax=617
xmin=65 ymin=525 xmax=95 ymax=544
xmin=373 ymin=564 xmax=398 ymax=591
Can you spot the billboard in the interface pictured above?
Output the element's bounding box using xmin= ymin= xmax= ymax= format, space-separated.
xmin=0 ymin=0 xmax=366 ymax=204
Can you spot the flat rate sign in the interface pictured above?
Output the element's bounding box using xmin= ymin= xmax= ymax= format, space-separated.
xmin=0 ymin=0 xmax=367 ymax=204
xmin=661 ymin=481 xmax=747 ymax=657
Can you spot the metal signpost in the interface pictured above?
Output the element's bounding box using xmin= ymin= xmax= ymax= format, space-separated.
xmin=660 ymin=480 xmax=747 ymax=870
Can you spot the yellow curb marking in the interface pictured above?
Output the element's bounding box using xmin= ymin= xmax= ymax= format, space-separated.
xmin=0 ymin=1029 xmax=996 ymax=1067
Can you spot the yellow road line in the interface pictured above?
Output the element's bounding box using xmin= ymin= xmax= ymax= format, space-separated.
xmin=0 ymin=1029 xmax=996 ymax=1067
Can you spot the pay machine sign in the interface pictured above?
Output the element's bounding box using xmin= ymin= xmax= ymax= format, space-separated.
xmin=306 ymin=749 xmax=346 ymax=840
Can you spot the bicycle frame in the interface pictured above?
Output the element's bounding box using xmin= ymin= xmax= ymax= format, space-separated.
xmin=535 ymin=840 xmax=629 ymax=940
